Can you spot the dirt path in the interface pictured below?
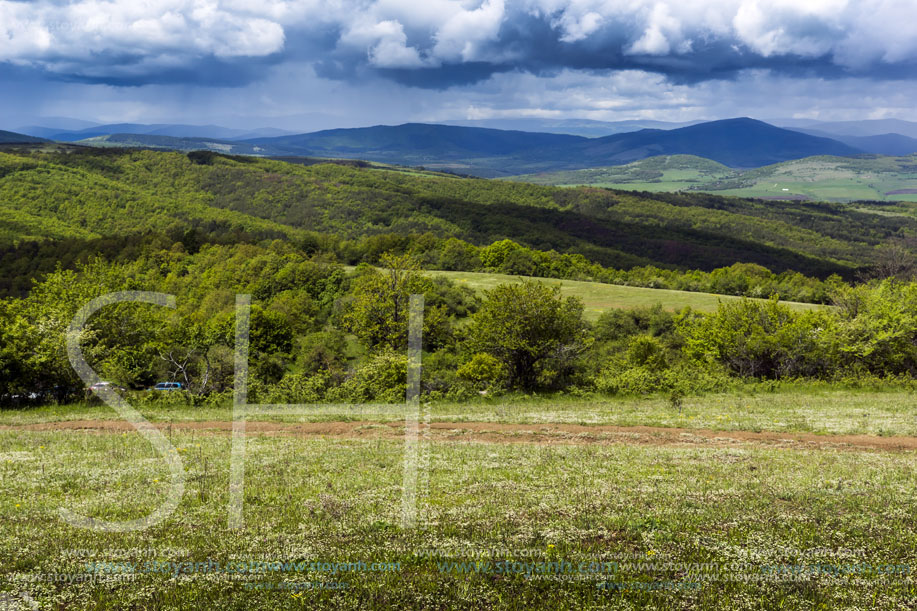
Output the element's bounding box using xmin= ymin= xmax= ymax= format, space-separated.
xmin=3 ymin=419 xmax=917 ymax=452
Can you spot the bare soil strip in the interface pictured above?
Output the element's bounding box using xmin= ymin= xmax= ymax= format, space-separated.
xmin=3 ymin=419 xmax=917 ymax=452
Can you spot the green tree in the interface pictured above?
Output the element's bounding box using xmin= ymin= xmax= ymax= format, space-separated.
xmin=679 ymin=298 xmax=836 ymax=379
xmin=467 ymin=280 xmax=587 ymax=390
xmin=342 ymin=253 xmax=448 ymax=351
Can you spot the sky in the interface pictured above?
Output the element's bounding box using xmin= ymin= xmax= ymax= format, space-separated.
xmin=2 ymin=0 xmax=917 ymax=131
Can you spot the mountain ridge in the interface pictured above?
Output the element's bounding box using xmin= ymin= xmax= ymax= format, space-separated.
xmin=239 ymin=118 xmax=862 ymax=175
xmin=0 ymin=130 xmax=48 ymax=144
xmin=5 ymin=118 xmax=866 ymax=176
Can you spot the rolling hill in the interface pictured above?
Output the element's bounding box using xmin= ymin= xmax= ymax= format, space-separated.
xmin=440 ymin=118 xmax=702 ymax=137
xmin=774 ymin=118 xmax=917 ymax=139
xmin=550 ymin=118 xmax=862 ymax=169
xmin=790 ymin=128 xmax=917 ymax=156
xmin=240 ymin=118 xmax=862 ymax=175
xmin=242 ymin=123 xmax=586 ymax=161
xmin=510 ymin=153 xmax=917 ymax=203
xmin=77 ymin=133 xmax=267 ymax=153
xmin=33 ymin=118 xmax=863 ymax=177
xmin=28 ymin=123 xmax=293 ymax=141
xmin=0 ymin=130 xmax=47 ymax=144
xmin=0 ymin=145 xmax=913 ymax=286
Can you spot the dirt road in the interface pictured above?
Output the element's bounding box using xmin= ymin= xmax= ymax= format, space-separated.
xmin=4 ymin=419 xmax=917 ymax=452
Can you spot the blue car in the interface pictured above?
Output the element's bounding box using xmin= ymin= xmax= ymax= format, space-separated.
xmin=152 ymin=382 xmax=183 ymax=391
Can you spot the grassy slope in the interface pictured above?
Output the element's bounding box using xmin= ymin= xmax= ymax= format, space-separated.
xmin=510 ymin=154 xmax=917 ymax=203
xmin=424 ymin=270 xmax=824 ymax=318
xmin=511 ymin=154 xmax=734 ymax=190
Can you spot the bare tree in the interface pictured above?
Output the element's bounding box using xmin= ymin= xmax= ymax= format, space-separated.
xmin=868 ymin=238 xmax=917 ymax=281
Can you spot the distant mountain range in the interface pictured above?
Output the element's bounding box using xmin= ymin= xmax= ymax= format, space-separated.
xmin=440 ymin=118 xmax=703 ymax=137
xmin=16 ymin=123 xmax=294 ymax=141
xmin=771 ymin=118 xmax=917 ymax=139
xmin=0 ymin=130 xmax=47 ymax=144
xmin=9 ymin=117 xmax=916 ymax=176
xmin=234 ymin=118 xmax=863 ymax=175
xmin=534 ymin=118 xmax=862 ymax=169
xmin=787 ymin=128 xmax=917 ymax=156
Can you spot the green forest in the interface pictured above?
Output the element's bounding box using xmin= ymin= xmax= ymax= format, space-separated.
xmin=2 ymin=145 xmax=917 ymax=406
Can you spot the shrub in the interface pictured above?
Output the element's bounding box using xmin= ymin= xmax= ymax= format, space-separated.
xmin=679 ymin=298 xmax=837 ymax=379
xmin=457 ymin=353 xmax=506 ymax=390
xmin=467 ymin=280 xmax=588 ymax=390
xmin=260 ymin=372 xmax=330 ymax=404
xmin=625 ymin=335 xmax=668 ymax=370
xmin=594 ymin=362 xmax=732 ymax=396
xmin=593 ymin=304 xmax=676 ymax=342
xmin=328 ymin=351 xmax=407 ymax=403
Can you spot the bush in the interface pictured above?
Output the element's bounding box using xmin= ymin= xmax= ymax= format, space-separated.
xmin=457 ymin=353 xmax=506 ymax=390
xmin=594 ymin=363 xmax=732 ymax=396
xmin=259 ymin=372 xmax=330 ymax=404
xmin=467 ymin=280 xmax=588 ymax=390
xmin=328 ymin=351 xmax=407 ymax=403
xmin=593 ymin=304 xmax=676 ymax=342
xmin=625 ymin=335 xmax=668 ymax=370
xmin=679 ymin=298 xmax=837 ymax=379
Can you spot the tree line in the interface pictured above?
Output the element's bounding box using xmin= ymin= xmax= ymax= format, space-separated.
xmin=3 ymin=243 xmax=917 ymax=407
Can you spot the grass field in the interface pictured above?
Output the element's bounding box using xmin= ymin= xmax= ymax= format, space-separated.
xmin=3 ymin=388 xmax=917 ymax=609
xmin=510 ymin=154 xmax=917 ymax=203
xmin=424 ymin=270 xmax=824 ymax=319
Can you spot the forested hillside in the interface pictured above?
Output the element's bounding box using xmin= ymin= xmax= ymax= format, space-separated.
xmin=1 ymin=145 xmax=915 ymax=297
xmin=3 ymin=145 xmax=917 ymax=406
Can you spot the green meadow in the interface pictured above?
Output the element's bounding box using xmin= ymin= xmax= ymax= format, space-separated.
xmin=3 ymin=390 xmax=917 ymax=609
xmin=511 ymin=154 xmax=917 ymax=203
xmin=424 ymin=270 xmax=825 ymax=319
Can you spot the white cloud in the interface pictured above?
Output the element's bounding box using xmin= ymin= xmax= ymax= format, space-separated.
xmin=431 ymin=0 xmax=506 ymax=62
xmin=1 ymin=0 xmax=917 ymax=87
xmin=627 ymin=3 xmax=684 ymax=55
xmin=0 ymin=0 xmax=286 ymax=71
xmin=342 ymin=19 xmax=430 ymax=67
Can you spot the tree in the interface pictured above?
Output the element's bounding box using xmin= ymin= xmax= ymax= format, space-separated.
xmin=342 ymin=253 xmax=448 ymax=351
xmin=870 ymin=239 xmax=917 ymax=281
xmin=467 ymin=280 xmax=587 ymax=390
xmin=679 ymin=298 xmax=836 ymax=379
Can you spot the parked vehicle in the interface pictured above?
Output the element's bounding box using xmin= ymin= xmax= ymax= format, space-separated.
xmin=152 ymin=382 xmax=184 ymax=391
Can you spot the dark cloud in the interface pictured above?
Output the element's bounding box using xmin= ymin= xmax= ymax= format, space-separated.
xmin=2 ymin=1 xmax=917 ymax=127
xmin=302 ymin=5 xmax=917 ymax=90
xmin=377 ymin=63 xmax=515 ymax=89
xmin=49 ymin=55 xmax=285 ymax=88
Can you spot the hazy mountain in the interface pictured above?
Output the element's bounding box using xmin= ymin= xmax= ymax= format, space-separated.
xmin=0 ymin=130 xmax=48 ymax=144
xmin=244 ymin=123 xmax=587 ymax=159
xmin=29 ymin=123 xmax=294 ymax=142
xmin=440 ymin=118 xmax=702 ymax=137
xmin=242 ymin=118 xmax=861 ymax=175
xmin=791 ymin=128 xmax=917 ymax=156
xmin=772 ymin=118 xmax=917 ymax=139
xmin=77 ymin=133 xmax=266 ymax=153
xmin=58 ymin=118 xmax=863 ymax=176
xmin=15 ymin=118 xmax=100 ymax=138
xmin=524 ymin=118 xmax=863 ymax=170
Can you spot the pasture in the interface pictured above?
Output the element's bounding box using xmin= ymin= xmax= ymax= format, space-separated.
xmin=2 ymin=389 xmax=917 ymax=609
xmin=425 ymin=270 xmax=824 ymax=318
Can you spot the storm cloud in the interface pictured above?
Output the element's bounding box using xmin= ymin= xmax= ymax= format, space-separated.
xmin=1 ymin=0 xmax=916 ymax=86
xmin=1 ymin=0 xmax=916 ymax=127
